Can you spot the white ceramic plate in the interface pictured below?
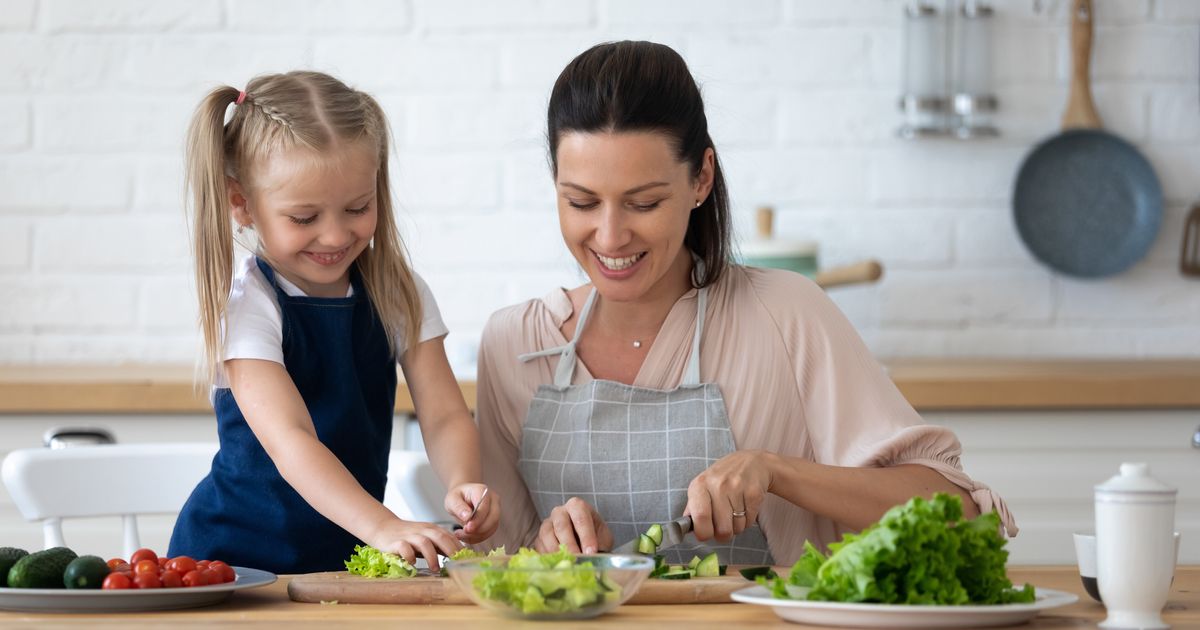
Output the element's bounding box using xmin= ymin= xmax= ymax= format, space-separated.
xmin=0 ymin=566 xmax=276 ymax=612
xmin=730 ymin=585 xmax=1078 ymax=628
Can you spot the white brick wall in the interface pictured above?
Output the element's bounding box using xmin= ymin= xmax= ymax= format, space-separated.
xmin=0 ymin=0 xmax=1198 ymax=369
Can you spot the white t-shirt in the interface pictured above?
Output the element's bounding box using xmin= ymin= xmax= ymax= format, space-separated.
xmin=215 ymin=255 xmax=449 ymax=389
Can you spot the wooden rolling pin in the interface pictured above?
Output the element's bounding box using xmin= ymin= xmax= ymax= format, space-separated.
xmin=814 ymin=259 xmax=883 ymax=289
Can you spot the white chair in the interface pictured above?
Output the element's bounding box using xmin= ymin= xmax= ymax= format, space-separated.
xmin=1 ymin=443 xmax=218 ymax=559
xmin=2 ymin=444 xmax=450 ymax=559
xmin=383 ymin=450 xmax=448 ymax=524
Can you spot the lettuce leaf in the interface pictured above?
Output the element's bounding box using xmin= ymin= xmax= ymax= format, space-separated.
xmin=344 ymin=544 xmax=418 ymax=578
xmin=472 ymin=546 xmax=620 ymax=615
xmin=762 ymin=493 xmax=1035 ymax=605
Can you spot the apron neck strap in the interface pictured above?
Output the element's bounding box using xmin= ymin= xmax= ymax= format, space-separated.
xmin=517 ymin=283 xmax=707 ymax=388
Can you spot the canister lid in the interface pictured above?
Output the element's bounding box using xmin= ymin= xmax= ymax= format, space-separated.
xmin=1095 ymin=462 xmax=1177 ymax=496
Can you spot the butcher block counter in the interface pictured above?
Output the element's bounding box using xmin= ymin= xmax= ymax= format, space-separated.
xmin=0 ymin=566 xmax=1195 ymax=628
xmin=1 ymin=360 xmax=1199 ymax=414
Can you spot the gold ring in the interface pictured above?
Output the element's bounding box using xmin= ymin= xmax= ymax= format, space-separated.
xmin=732 ymin=510 xmax=747 ymax=518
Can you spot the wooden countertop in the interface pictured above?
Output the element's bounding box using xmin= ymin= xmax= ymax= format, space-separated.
xmin=0 ymin=566 xmax=1195 ymax=628
xmin=1 ymin=360 xmax=1199 ymax=414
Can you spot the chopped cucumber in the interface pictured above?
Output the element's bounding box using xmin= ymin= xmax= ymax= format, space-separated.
xmin=636 ymin=534 xmax=657 ymax=555
xmin=686 ymin=555 xmax=701 ymax=571
xmin=739 ymin=566 xmax=777 ymax=580
xmin=645 ymin=523 xmax=664 ymax=546
xmin=695 ymin=552 xmax=720 ymax=578
xmin=659 ymin=567 xmax=694 ymax=580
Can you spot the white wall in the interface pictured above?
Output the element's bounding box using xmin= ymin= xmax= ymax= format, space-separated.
xmin=1 ymin=0 xmax=1199 ymax=373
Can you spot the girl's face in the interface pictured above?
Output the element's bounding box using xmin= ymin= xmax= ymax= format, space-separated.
xmin=231 ymin=142 xmax=379 ymax=298
xmin=555 ymin=131 xmax=713 ymax=304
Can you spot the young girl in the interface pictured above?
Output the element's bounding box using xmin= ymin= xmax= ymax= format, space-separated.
xmin=169 ymin=71 xmax=498 ymax=574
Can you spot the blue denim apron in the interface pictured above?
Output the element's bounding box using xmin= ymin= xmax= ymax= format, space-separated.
xmin=169 ymin=257 xmax=396 ymax=573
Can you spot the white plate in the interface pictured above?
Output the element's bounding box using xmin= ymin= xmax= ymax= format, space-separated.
xmin=730 ymin=585 xmax=1078 ymax=628
xmin=0 ymin=567 xmax=276 ymax=613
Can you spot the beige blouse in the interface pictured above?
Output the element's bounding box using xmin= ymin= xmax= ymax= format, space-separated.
xmin=475 ymin=265 xmax=1016 ymax=564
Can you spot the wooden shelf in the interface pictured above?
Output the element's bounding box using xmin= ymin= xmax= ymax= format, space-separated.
xmin=1 ymin=360 xmax=1198 ymax=414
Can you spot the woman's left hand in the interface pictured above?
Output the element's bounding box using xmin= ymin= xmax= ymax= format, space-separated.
xmin=685 ymin=450 xmax=774 ymax=543
xmin=445 ymin=483 xmax=500 ymax=543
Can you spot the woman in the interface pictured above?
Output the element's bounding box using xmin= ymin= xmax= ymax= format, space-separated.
xmin=475 ymin=41 xmax=1015 ymax=565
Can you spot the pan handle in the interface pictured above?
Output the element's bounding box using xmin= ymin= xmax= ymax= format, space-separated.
xmin=814 ymin=260 xmax=883 ymax=289
xmin=1063 ymin=0 xmax=1103 ymax=130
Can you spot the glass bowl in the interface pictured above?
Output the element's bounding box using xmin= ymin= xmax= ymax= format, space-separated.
xmin=444 ymin=553 xmax=654 ymax=620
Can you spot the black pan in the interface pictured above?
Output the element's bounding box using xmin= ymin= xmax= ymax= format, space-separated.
xmin=1013 ymin=0 xmax=1163 ymax=278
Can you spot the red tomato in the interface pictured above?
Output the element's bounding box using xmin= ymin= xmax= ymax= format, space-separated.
xmin=106 ymin=558 xmax=125 ymax=570
xmin=133 ymin=572 xmax=162 ymax=589
xmin=129 ymin=548 xmax=158 ymax=565
xmin=134 ymin=559 xmax=159 ymax=575
xmin=208 ymin=561 xmax=236 ymax=583
xmin=199 ymin=568 xmax=219 ymax=585
xmin=157 ymin=556 xmax=170 ymax=568
xmin=166 ymin=556 xmax=197 ymax=575
xmin=160 ymin=569 xmax=183 ymax=589
xmin=181 ymin=570 xmax=207 ymax=587
xmin=196 ymin=560 xmax=210 ymax=570
xmin=102 ymin=572 xmax=133 ymax=590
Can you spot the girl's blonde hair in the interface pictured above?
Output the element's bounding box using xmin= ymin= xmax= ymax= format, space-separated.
xmin=186 ymin=70 xmax=421 ymax=387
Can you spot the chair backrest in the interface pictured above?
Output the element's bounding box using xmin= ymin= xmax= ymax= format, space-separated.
xmin=1 ymin=443 xmax=217 ymax=559
xmin=383 ymin=450 xmax=448 ymax=524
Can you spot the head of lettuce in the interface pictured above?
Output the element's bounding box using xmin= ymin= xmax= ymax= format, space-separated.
xmin=763 ymin=493 xmax=1035 ymax=605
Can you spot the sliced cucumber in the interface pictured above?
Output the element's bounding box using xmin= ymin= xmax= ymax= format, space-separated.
xmin=686 ymin=555 xmax=701 ymax=571
xmin=636 ymin=534 xmax=657 ymax=555
xmin=738 ymin=566 xmax=777 ymax=580
xmin=719 ymin=565 xmax=728 ymax=576
xmin=695 ymin=552 xmax=720 ymax=578
xmin=645 ymin=523 xmax=664 ymax=546
xmin=659 ymin=567 xmax=694 ymax=580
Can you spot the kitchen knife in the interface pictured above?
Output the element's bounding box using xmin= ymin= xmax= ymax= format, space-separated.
xmin=610 ymin=516 xmax=693 ymax=554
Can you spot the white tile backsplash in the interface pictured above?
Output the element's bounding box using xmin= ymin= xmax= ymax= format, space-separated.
xmin=0 ymin=0 xmax=1198 ymax=369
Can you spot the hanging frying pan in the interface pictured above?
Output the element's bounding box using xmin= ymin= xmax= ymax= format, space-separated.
xmin=1012 ymin=0 xmax=1163 ymax=278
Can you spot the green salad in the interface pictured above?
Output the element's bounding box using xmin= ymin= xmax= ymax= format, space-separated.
xmin=344 ymin=544 xmax=418 ymax=578
xmin=471 ymin=546 xmax=621 ymax=615
xmin=761 ymin=493 xmax=1036 ymax=605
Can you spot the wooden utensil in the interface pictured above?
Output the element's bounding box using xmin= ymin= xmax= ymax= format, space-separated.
xmin=1182 ymin=203 xmax=1200 ymax=277
xmin=287 ymin=567 xmax=776 ymax=605
xmin=814 ymin=260 xmax=883 ymax=289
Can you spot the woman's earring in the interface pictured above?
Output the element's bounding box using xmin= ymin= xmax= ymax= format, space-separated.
xmin=695 ymin=200 xmax=702 ymax=208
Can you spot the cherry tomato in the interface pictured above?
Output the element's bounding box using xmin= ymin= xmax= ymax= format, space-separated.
xmin=160 ymin=569 xmax=183 ymax=589
xmin=199 ymin=568 xmax=219 ymax=585
xmin=208 ymin=561 xmax=236 ymax=583
xmin=133 ymin=572 xmax=162 ymax=589
xmin=129 ymin=548 xmax=158 ymax=565
xmin=157 ymin=556 xmax=170 ymax=568
xmin=196 ymin=560 xmax=210 ymax=570
xmin=134 ymin=559 xmax=159 ymax=575
xmin=166 ymin=556 xmax=197 ymax=575
xmin=182 ymin=570 xmax=207 ymax=587
xmin=106 ymin=558 xmax=125 ymax=570
xmin=102 ymin=572 xmax=133 ymax=590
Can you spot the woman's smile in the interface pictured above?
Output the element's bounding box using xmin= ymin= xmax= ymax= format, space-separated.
xmin=593 ymin=250 xmax=647 ymax=277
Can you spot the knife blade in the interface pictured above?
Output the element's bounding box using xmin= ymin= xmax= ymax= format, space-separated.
xmin=610 ymin=516 xmax=693 ymax=554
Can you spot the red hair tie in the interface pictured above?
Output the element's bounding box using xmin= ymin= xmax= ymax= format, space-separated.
xmin=236 ymin=91 xmax=247 ymax=105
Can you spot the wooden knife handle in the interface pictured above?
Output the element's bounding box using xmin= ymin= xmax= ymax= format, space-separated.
xmin=1063 ymin=0 xmax=1103 ymax=129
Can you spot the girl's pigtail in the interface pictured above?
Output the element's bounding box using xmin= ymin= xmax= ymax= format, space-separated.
xmin=186 ymin=86 xmax=242 ymax=388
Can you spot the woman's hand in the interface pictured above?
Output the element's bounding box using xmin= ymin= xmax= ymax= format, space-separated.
xmin=445 ymin=483 xmax=500 ymax=543
xmin=686 ymin=450 xmax=774 ymax=543
xmin=367 ymin=517 xmax=464 ymax=571
xmin=535 ymin=497 xmax=613 ymax=554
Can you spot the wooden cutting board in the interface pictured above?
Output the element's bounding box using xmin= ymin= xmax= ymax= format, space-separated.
xmin=287 ymin=567 xmax=772 ymax=605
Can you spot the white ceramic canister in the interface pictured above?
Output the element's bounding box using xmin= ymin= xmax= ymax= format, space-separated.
xmin=1095 ymin=462 xmax=1177 ymax=630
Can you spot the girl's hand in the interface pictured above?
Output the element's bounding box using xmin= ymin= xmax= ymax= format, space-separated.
xmin=445 ymin=483 xmax=500 ymax=543
xmin=685 ymin=450 xmax=774 ymax=543
xmin=368 ymin=517 xmax=463 ymax=571
xmin=535 ymin=497 xmax=613 ymax=555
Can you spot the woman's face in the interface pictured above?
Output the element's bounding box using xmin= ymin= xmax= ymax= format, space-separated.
xmin=555 ymin=131 xmax=713 ymax=304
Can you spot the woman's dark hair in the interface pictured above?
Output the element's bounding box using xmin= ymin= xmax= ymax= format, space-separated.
xmin=547 ymin=41 xmax=731 ymax=288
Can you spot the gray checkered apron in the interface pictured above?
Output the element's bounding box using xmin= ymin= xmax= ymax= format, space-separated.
xmin=516 ymin=286 xmax=774 ymax=565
